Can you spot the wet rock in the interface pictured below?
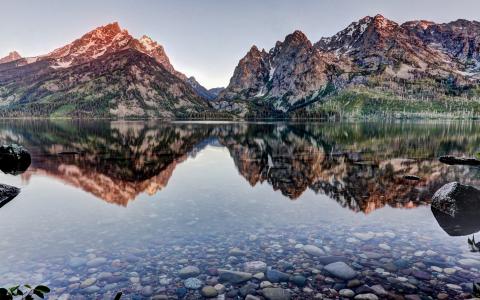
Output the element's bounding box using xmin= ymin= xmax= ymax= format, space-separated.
xmin=0 ymin=184 xmax=20 ymax=209
xmin=68 ymin=257 xmax=87 ymax=268
xmin=244 ymin=261 xmax=267 ymax=273
xmin=0 ymin=144 xmax=31 ymax=175
xmin=80 ymin=278 xmax=96 ymax=288
xmin=141 ymin=286 xmax=153 ymax=297
xmin=214 ymin=283 xmax=225 ymax=294
xmin=260 ymin=281 xmax=273 ymax=288
xmin=439 ymin=155 xmax=480 ymax=166
xmin=176 ymin=287 xmax=187 ymax=298
xmin=354 ymin=294 xmax=378 ymax=300
xmin=458 ymin=258 xmax=480 ymax=268
xmin=86 ymin=257 xmax=107 ymax=267
xmin=201 ymin=286 xmax=218 ymax=298
xmin=324 ymin=262 xmax=357 ymax=280
xmin=290 ymin=275 xmax=307 ymax=287
xmin=348 ymin=279 xmax=362 ymax=288
xmin=82 ymin=285 xmax=100 ymax=294
xmin=184 ymin=277 xmax=202 ymax=289
xmin=229 ymin=247 xmax=247 ymax=256
xmin=240 ymin=283 xmax=258 ymax=297
xmin=353 ymin=232 xmax=375 ymax=241
xmin=179 ymin=266 xmax=200 ymax=278
xmin=266 ymin=269 xmax=290 ymax=283
xmin=431 ymin=182 xmax=480 ymax=236
xmin=370 ymin=285 xmax=387 ymax=296
xmin=303 ymin=245 xmax=325 ymax=256
xmin=317 ymin=256 xmax=348 ymax=264
xmin=412 ymin=270 xmax=430 ymax=280
xmin=437 ymin=293 xmax=449 ymax=300
xmin=262 ymin=287 xmax=291 ymax=300
xmin=339 ymin=289 xmax=355 ymax=297
xmin=218 ymin=269 xmax=252 ymax=283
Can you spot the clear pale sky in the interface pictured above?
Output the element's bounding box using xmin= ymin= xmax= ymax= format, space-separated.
xmin=1 ymin=0 xmax=479 ymax=88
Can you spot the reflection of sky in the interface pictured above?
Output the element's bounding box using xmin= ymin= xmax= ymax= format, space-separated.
xmin=0 ymin=145 xmax=464 ymax=272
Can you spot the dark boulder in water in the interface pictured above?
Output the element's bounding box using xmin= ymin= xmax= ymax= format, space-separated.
xmin=0 ymin=144 xmax=31 ymax=175
xmin=0 ymin=184 xmax=20 ymax=208
xmin=439 ymin=155 xmax=480 ymax=166
xmin=431 ymin=182 xmax=480 ymax=236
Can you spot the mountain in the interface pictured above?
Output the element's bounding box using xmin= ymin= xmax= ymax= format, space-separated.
xmin=218 ymin=31 xmax=347 ymax=113
xmin=0 ymin=23 xmax=211 ymax=118
xmin=0 ymin=51 xmax=22 ymax=64
xmin=218 ymin=15 xmax=480 ymax=117
xmin=186 ymin=76 xmax=220 ymax=100
xmin=208 ymin=87 xmax=225 ymax=98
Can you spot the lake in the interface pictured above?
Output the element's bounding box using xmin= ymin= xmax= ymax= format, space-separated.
xmin=0 ymin=120 xmax=479 ymax=299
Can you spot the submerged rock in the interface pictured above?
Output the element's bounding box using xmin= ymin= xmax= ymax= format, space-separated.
xmin=184 ymin=278 xmax=202 ymax=289
xmin=0 ymin=144 xmax=31 ymax=175
xmin=179 ymin=266 xmax=200 ymax=279
xmin=439 ymin=155 xmax=480 ymax=166
xmin=262 ymin=287 xmax=291 ymax=300
xmin=244 ymin=261 xmax=267 ymax=273
xmin=431 ymin=182 xmax=480 ymax=236
xmin=0 ymin=184 xmax=20 ymax=208
xmin=324 ymin=262 xmax=357 ymax=280
xmin=201 ymin=286 xmax=218 ymax=298
xmin=303 ymin=245 xmax=325 ymax=256
xmin=218 ymin=269 xmax=252 ymax=283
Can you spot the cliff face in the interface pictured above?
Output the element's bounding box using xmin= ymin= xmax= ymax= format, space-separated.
xmin=219 ymin=31 xmax=348 ymax=112
xmin=219 ymin=15 xmax=480 ymax=115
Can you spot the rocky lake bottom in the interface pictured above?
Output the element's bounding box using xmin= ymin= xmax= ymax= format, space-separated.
xmin=0 ymin=120 xmax=479 ymax=300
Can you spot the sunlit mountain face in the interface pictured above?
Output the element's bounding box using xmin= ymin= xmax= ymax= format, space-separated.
xmin=1 ymin=120 xmax=480 ymax=212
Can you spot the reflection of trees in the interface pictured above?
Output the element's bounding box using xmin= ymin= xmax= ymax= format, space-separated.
xmin=217 ymin=123 xmax=480 ymax=212
xmin=1 ymin=120 xmax=480 ymax=211
xmin=0 ymin=120 xmax=213 ymax=205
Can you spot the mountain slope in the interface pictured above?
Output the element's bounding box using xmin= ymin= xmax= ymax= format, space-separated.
xmin=186 ymin=76 xmax=220 ymax=100
xmin=0 ymin=23 xmax=211 ymax=118
xmin=218 ymin=31 xmax=347 ymax=112
xmin=0 ymin=49 xmax=209 ymax=118
xmin=219 ymin=15 xmax=480 ymax=116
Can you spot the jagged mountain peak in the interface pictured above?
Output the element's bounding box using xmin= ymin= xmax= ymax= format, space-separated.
xmin=138 ymin=35 xmax=161 ymax=51
xmin=0 ymin=51 xmax=22 ymax=64
xmin=402 ymin=20 xmax=435 ymax=30
xmin=45 ymin=22 xmax=133 ymax=68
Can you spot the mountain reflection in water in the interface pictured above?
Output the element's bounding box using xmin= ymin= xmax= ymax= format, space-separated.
xmin=1 ymin=120 xmax=480 ymax=213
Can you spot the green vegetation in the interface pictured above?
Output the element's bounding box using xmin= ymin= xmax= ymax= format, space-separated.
xmin=0 ymin=284 xmax=50 ymax=300
xmin=311 ymin=88 xmax=480 ymax=119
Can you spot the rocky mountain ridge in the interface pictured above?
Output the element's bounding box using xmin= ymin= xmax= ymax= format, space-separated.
xmin=217 ymin=15 xmax=480 ymax=116
xmin=0 ymin=51 xmax=22 ymax=64
xmin=0 ymin=23 xmax=213 ymax=117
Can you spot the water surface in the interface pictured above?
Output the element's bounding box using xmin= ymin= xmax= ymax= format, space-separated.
xmin=0 ymin=120 xmax=479 ymax=299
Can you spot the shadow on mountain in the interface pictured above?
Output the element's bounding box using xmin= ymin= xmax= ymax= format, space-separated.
xmin=0 ymin=120 xmax=479 ymax=212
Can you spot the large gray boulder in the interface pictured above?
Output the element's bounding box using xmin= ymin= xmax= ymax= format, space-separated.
xmin=0 ymin=144 xmax=31 ymax=175
xmin=0 ymin=184 xmax=20 ymax=208
xmin=431 ymin=182 xmax=480 ymax=236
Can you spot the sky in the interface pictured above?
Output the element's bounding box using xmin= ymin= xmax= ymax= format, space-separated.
xmin=1 ymin=0 xmax=479 ymax=88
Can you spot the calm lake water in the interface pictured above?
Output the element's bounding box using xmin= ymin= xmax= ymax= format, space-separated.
xmin=0 ymin=120 xmax=479 ymax=299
